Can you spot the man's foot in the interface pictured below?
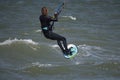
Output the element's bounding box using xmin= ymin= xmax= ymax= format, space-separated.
xmin=62 ymin=49 xmax=72 ymax=55
xmin=65 ymin=49 xmax=72 ymax=55
xmin=62 ymin=50 xmax=67 ymax=55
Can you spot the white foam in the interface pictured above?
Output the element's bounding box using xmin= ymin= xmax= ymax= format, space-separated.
xmin=78 ymin=44 xmax=102 ymax=51
xmin=62 ymin=16 xmax=77 ymax=20
xmin=32 ymin=62 xmax=53 ymax=67
xmin=77 ymin=44 xmax=103 ymax=58
xmin=35 ymin=29 xmax=42 ymax=33
xmin=0 ymin=38 xmax=38 ymax=46
xmin=51 ymin=44 xmax=59 ymax=48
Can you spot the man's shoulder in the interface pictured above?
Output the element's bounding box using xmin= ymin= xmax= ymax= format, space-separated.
xmin=40 ymin=15 xmax=52 ymax=19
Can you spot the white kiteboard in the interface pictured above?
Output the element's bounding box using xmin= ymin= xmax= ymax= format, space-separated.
xmin=64 ymin=44 xmax=78 ymax=59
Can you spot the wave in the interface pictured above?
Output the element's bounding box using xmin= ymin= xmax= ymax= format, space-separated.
xmin=35 ymin=29 xmax=42 ymax=33
xmin=51 ymin=44 xmax=59 ymax=48
xmin=62 ymin=16 xmax=77 ymax=20
xmin=51 ymin=44 xmax=103 ymax=57
xmin=50 ymin=43 xmax=104 ymax=65
xmin=77 ymin=44 xmax=103 ymax=57
xmin=0 ymin=38 xmax=38 ymax=46
xmin=31 ymin=62 xmax=55 ymax=68
xmin=71 ymin=44 xmax=104 ymax=65
xmin=18 ymin=62 xmax=59 ymax=71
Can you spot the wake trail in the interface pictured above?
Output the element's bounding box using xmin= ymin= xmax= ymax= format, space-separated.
xmin=50 ymin=43 xmax=105 ymax=65
xmin=0 ymin=38 xmax=38 ymax=46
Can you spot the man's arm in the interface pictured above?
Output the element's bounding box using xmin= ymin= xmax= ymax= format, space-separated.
xmin=49 ymin=13 xmax=58 ymax=22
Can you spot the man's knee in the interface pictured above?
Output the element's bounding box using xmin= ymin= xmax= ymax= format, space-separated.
xmin=62 ymin=37 xmax=66 ymax=41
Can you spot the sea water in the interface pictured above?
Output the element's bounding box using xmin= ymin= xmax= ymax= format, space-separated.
xmin=0 ymin=0 xmax=120 ymax=80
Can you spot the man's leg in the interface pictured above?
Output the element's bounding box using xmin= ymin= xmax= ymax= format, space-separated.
xmin=57 ymin=40 xmax=65 ymax=52
xmin=48 ymin=32 xmax=69 ymax=54
xmin=62 ymin=38 xmax=68 ymax=51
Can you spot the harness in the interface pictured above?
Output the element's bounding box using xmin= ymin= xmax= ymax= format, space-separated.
xmin=42 ymin=27 xmax=48 ymax=30
xmin=42 ymin=21 xmax=54 ymax=31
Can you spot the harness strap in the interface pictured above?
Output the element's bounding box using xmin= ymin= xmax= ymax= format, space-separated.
xmin=42 ymin=27 xmax=48 ymax=30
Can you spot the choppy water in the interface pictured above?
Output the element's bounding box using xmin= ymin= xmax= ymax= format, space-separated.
xmin=0 ymin=0 xmax=120 ymax=80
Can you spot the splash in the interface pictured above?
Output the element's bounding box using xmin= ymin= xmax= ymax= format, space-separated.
xmin=35 ymin=29 xmax=42 ymax=33
xmin=71 ymin=44 xmax=104 ymax=65
xmin=62 ymin=16 xmax=77 ymax=20
xmin=0 ymin=38 xmax=38 ymax=46
xmin=51 ymin=44 xmax=59 ymax=48
xmin=77 ymin=44 xmax=103 ymax=58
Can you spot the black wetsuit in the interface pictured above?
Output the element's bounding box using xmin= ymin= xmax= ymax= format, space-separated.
xmin=39 ymin=14 xmax=69 ymax=54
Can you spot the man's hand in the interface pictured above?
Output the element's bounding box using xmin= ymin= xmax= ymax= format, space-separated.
xmin=54 ymin=13 xmax=58 ymax=18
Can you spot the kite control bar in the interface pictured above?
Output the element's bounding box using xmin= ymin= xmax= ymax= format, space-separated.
xmin=54 ymin=2 xmax=64 ymax=15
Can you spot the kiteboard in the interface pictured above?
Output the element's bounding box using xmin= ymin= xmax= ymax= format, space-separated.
xmin=64 ymin=44 xmax=78 ymax=59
